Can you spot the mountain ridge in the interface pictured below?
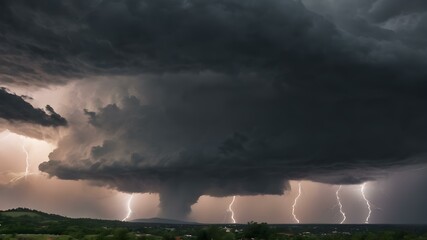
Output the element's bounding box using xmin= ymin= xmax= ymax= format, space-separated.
xmin=0 ymin=207 xmax=200 ymax=225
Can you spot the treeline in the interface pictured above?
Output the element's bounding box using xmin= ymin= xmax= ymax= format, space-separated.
xmin=1 ymin=209 xmax=427 ymax=240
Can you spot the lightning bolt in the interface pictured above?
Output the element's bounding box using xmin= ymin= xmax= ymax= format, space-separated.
xmin=1 ymin=133 xmax=42 ymax=184
xmin=122 ymin=194 xmax=134 ymax=222
xmin=22 ymin=140 xmax=30 ymax=178
xmin=335 ymin=185 xmax=346 ymax=224
xmin=361 ymin=183 xmax=372 ymax=224
xmin=292 ymin=182 xmax=302 ymax=224
xmin=8 ymin=138 xmax=33 ymax=183
xmin=227 ymin=196 xmax=237 ymax=224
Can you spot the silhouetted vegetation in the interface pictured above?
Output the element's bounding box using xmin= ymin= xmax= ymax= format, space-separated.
xmin=242 ymin=221 xmax=272 ymax=239
xmin=1 ymin=208 xmax=427 ymax=240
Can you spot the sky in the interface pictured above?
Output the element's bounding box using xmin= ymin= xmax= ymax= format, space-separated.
xmin=1 ymin=0 xmax=427 ymax=224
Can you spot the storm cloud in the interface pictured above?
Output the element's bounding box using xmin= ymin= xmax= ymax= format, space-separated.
xmin=2 ymin=0 xmax=427 ymax=86
xmin=0 ymin=0 xmax=426 ymax=219
xmin=40 ymin=72 xmax=427 ymax=218
xmin=0 ymin=87 xmax=67 ymax=127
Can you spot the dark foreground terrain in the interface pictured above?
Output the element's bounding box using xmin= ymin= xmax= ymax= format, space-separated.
xmin=0 ymin=208 xmax=426 ymax=240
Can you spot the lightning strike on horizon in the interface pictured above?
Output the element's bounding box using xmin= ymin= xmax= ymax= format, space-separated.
xmin=0 ymin=133 xmax=34 ymax=183
xmin=227 ymin=196 xmax=237 ymax=224
xmin=292 ymin=182 xmax=302 ymax=224
xmin=335 ymin=185 xmax=346 ymax=224
xmin=361 ymin=183 xmax=372 ymax=224
xmin=8 ymin=138 xmax=34 ymax=184
xmin=122 ymin=194 xmax=134 ymax=222
xmin=22 ymin=140 xmax=30 ymax=178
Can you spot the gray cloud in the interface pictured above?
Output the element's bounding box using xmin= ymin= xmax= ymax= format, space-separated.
xmin=302 ymin=0 xmax=427 ymax=39
xmin=0 ymin=87 xmax=67 ymax=127
xmin=40 ymin=71 xmax=427 ymax=218
xmin=1 ymin=0 xmax=426 ymax=86
xmin=0 ymin=0 xmax=426 ymax=219
xmin=368 ymin=0 xmax=427 ymax=23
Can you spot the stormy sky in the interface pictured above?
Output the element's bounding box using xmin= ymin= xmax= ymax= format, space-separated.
xmin=1 ymin=0 xmax=427 ymax=223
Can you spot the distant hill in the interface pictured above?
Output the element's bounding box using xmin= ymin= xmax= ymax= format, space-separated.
xmin=0 ymin=208 xmax=198 ymax=225
xmin=0 ymin=207 xmax=132 ymax=235
xmin=0 ymin=207 xmax=206 ymax=237
xmin=132 ymin=217 xmax=198 ymax=225
xmin=0 ymin=207 xmax=67 ymax=220
xmin=1 ymin=208 xmax=427 ymax=238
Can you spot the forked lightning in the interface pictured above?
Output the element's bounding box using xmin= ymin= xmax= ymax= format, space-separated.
xmin=227 ymin=196 xmax=236 ymax=224
xmin=361 ymin=183 xmax=372 ymax=224
xmin=122 ymin=194 xmax=134 ymax=221
xmin=9 ymin=138 xmax=37 ymax=183
xmin=335 ymin=185 xmax=346 ymax=224
xmin=292 ymin=182 xmax=302 ymax=223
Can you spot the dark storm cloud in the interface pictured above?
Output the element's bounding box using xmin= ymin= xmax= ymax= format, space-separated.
xmin=302 ymin=0 xmax=427 ymax=23
xmin=0 ymin=87 xmax=67 ymax=127
xmin=368 ymin=0 xmax=427 ymax=22
xmin=1 ymin=0 xmax=339 ymax=85
xmin=2 ymin=0 xmax=426 ymax=86
xmin=0 ymin=0 xmax=425 ymax=219
xmin=40 ymin=73 xmax=427 ymax=218
xmin=302 ymin=0 xmax=427 ymax=40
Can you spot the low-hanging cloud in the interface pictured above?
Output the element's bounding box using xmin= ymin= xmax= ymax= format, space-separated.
xmin=40 ymin=71 xmax=427 ymax=218
xmin=2 ymin=0 xmax=427 ymax=87
xmin=0 ymin=87 xmax=67 ymax=127
xmin=0 ymin=0 xmax=426 ymax=219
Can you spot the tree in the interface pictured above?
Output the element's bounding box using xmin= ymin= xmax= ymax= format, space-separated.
xmin=113 ymin=228 xmax=132 ymax=240
xmin=197 ymin=226 xmax=227 ymax=240
xmin=242 ymin=222 xmax=272 ymax=240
